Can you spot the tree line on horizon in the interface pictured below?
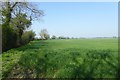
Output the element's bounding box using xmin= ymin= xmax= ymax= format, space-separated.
xmin=38 ymin=29 xmax=72 ymax=40
xmin=38 ymin=29 xmax=118 ymax=40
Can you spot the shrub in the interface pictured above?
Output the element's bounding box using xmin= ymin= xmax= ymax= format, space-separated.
xmin=21 ymin=30 xmax=36 ymax=44
xmin=2 ymin=25 xmax=18 ymax=51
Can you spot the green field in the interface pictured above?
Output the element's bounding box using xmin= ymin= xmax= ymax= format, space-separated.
xmin=1 ymin=38 xmax=119 ymax=78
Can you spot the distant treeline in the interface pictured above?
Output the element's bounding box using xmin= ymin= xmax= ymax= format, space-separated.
xmin=35 ymin=35 xmax=118 ymax=40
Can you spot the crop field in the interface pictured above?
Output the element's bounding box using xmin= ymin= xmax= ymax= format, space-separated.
xmin=1 ymin=38 xmax=119 ymax=79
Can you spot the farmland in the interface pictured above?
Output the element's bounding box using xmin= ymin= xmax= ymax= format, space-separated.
xmin=1 ymin=38 xmax=119 ymax=79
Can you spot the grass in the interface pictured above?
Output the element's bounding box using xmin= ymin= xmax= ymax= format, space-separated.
xmin=42 ymin=38 xmax=118 ymax=50
xmin=1 ymin=38 xmax=119 ymax=79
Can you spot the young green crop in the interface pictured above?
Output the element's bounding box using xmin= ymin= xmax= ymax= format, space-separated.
xmin=1 ymin=38 xmax=118 ymax=78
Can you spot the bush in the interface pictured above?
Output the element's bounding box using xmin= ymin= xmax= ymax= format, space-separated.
xmin=51 ymin=35 xmax=57 ymax=39
xmin=2 ymin=24 xmax=18 ymax=51
xmin=21 ymin=30 xmax=36 ymax=45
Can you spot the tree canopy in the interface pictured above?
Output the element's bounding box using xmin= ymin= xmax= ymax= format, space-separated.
xmin=1 ymin=1 xmax=44 ymax=51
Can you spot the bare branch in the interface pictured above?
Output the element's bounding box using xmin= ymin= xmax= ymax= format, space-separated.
xmin=11 ymin=2 xmax=18 ymax=9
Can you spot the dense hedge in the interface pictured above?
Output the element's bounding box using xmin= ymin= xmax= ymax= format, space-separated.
xmin=2 ymin=23 xmax=35 ymax=52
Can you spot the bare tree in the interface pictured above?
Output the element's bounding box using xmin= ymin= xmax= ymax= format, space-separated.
xmin=39 ymin=29 xmax=50 ymax=40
